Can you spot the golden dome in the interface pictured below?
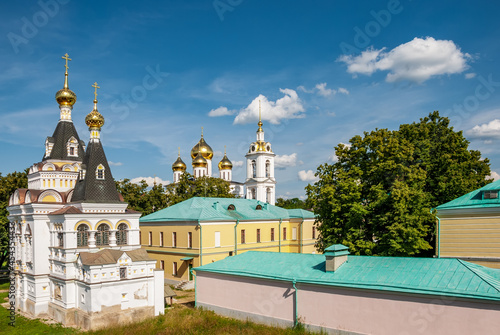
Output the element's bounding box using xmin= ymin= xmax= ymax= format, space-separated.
xmin=172 ymin=156 xmax=187 ymax=171
xmin=55 ymin=88 xmax=77 ymax=107
xmin=190 ymin=135 xmax=213 ymax=160
xmin=85 ymin=100 xmax=105 ymax=129
xmin=192 ymin=152 xmax=208 ymax=168
xmin=218 ymin=154 xmax=233 ymax=170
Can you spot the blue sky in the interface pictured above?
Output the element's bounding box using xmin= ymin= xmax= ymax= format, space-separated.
xmin=2 ymin=0 xmax=500 ymax=199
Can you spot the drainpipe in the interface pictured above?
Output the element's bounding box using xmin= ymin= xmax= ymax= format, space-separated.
xmin=234 ymin=219 xmax=240 ymax=255
xmin=292 ymin=279 xmax=298 ymax=327
xmin=279 ymin=219 xmax=282 ymax=253
xmin=198 ymin=220 xmax=203 ymax=266
xmin=435 ymin=210 xmax=441 ymax=258
xmin=191 ymin=269 xmax=197 ymax=307
xmin=299 ymin=218 xmax=304 ymax=254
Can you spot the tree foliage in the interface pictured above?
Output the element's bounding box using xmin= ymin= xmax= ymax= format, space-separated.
xmin=116 ymin=173 xmax=234 ymax=215
xmin=275 ymin=197 xmax=310 ymax=210
xmin=306 ymin=112 xmax=491 ymax=257
xmin=0 ymin=170 xmax=28 ymax=267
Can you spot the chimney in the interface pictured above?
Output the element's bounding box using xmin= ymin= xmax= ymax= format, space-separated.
xmin=324 ymin=244 xmax=349 ymax=272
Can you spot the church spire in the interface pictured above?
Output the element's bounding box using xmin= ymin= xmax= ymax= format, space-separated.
xmin=55 ymin=53 xmax=77 ymax=121
xmin=85 ymin=82 xmax=105 ymax=142
xmin=257 ymin=100 xmax=263 ymax=133
xmin=72 ymin=85 xmax=121 ymax=204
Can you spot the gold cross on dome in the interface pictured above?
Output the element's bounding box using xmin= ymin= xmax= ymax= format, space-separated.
xmin=92 ymin=82 xmax=100 ymax=100
xmin=62 ymin=53 xmax=71 ymax=72
xmin=201 ymin=126 xmax=204 ymax=137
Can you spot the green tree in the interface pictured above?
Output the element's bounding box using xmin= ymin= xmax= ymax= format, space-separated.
xmin=166 ymin=173 xmax=234 ymax=206
xmin=0 ymin=170 xmax=28 ymax=267
xmin=275 ymin=197 xmax=310 ymax=210
xmin=306 ymin=112 xmax=491 ymax=257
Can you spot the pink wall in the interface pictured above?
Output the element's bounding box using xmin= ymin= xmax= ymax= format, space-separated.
xmin=197 ymin=272 xmax=500 ymax=335
xmin=299 ymin=283 xmax=500 ymax=334
xmin=196 ymin=272 xmax=294 ymax=322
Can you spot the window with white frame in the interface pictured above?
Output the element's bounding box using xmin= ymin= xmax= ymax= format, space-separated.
xmin=96 ymin=164 xmax=105 ymax=180
xmin=215 ymin=231 xmax=220 ymax=247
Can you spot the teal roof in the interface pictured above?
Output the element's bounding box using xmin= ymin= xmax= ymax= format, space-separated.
xmin=140 ymin=197 xmax=315 ymax=223
xmin=436 ymin=179 xmax=500 ymax=210
xmin=194 ymin=251 xmax=500 ymax=302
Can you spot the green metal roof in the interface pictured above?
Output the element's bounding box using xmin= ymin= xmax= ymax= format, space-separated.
xmin=194 ymin=251 xmax=500 ymax=302
xmin=140 ymin=197 xmax=315 ymax=223
xmin=436 ymin=179 xmax=500 ymax=210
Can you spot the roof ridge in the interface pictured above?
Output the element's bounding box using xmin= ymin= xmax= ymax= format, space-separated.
xmin=457 ymin=259 xmax=500 ymax=293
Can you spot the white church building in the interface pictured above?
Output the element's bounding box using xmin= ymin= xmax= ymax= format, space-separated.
xmin=7 ymin=55 xmax=163 ymax=330
xmin=171 ymin=104 xmax=277 ymax=205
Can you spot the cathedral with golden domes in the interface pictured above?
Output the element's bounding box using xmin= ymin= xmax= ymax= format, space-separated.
xmin=7 ymin=55 xmax=164 ymax=330
xmin=171 ymin=105 xmax=276 ymax=205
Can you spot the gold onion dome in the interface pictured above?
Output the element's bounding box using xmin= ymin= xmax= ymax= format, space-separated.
xmin=218 ymin=154 xmax=233 ymax=170
xmin=56 ymin=53 xmax=77 ymax=107
xmin=172 ymin=156 xmax=187 ymax=171
xmin=55 ymin=88 xmax=77 ymax=107
xmin=192 ymin=152 xmax=208 ymax=168
xmin=85 ymin=101 xmax=105 ymax=129
xmin=191 ymin=128 xmax=213 ymax=160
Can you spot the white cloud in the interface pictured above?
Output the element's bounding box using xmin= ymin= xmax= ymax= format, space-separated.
xmin=208 ymin=106 xmax=235 ymax=117
xmin=315 ymin=83 xmax=349 ymax=97
xmin=233 ymin=160 xmax=244 ymax=167
xmin=233 ymin=89 xmax=305 ymax=125
xmin=298 ymin=170 xmax=319 ymax=182
xmin=328 ymin=154 xmax=338 ymax=163
xmin=297 ymin=85 xmax=313 ymax=93
xmin=108 ymin=161 xmax=123 ymax=166
xmin=338 ymin=37 xmax=471 ymax=83
xmin=130 ymin=176 xmax=170 ymax=187
xmin=296 ymin=142 xmax=303 ymax=146
xmin=275 ymin=153 xmax=298 ymax=169
xmin=467 ymin=119 xmax=500 ymax=139
xmin=488 ymin=171 xmax=500 ymax=181
xmin=465 ymin=73 xmax=477 ymax=79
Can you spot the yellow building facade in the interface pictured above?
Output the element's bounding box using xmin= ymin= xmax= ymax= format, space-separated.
xmin=436 ymin=180 xmax=500 ymax=269
xmin=140 ymin=197 xmax=317 ymax=281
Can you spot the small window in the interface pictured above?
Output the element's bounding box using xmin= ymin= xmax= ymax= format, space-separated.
xmin=271 ymin=228 xmax=275 ymax=242
xmin=120 ymin=267 xmax=127 ymax=279
xmin=160 ymin=260 xmax=164 ymax=270
xmin=160 ymin=232 xmax=164 ymax=247
xmin=292 ymin=227 xmax=297 ymax=240
xmin=484 ymin=191 xmax=498 ymax=199
xmin=172 ymin=232 xmax=177 ymax=247
xmin=149 ymin=231 xmax=152 ymax=246
xmin=257 ymin=229 xmax=261 ymax=243
xmin=96 ymin=224 xmax=110 ymax=246
xmin=241 ymin=229 xmax=246 ymax=244
xmin=228 ymin=204 xmax=235 ymax=211
xmin=188 ymin=232 xmax=193 ymax=249
xmin=215 ymin=231 xmax=221 ymax=248
xmin=283 ymin=227 xmax=287 ymax=241
xmin=229 ymin=251 xmax=233 ymax=256
xmin=116 ymin=223 xmax=128 ymax=245
xmin=312 ymin=226 xmax=316 ymax=239
xmin=173 ymin=262 xmax=178 ymax=276
xmin=77 ymin=224 xmax=89 ymax=247
xmin=256 ymin=204 xmax=262 ymax=210
xmin=57 ymin=233 xmax=64 ymax=247
xmin=69 ymin=147 xmax=75 ymax=156
xmin=96 ymin=164 xmax=105 ymax=180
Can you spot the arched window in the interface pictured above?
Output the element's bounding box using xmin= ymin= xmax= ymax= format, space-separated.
xmin=67 ymin=137 xmax=78 ymax=157
xmin=116 ymin=223 xmax=128 ymax=245
xmin=252 ymin=160 xmax=256 ymax=178
xmin=95 ymin=224 xmax=110 ymax=246
xmin=265 ymin=160 xmax=270 ymax=178
xmin=77 ymin=224 xmax=90 ymax=247
xmin=96 ymin=164 xmax=105 ymax=180
xmin=251 ymin=188 xmax=256 ymax=200
xmin=25 ymin=225 xmax=33 ymax=263
xmin=266 ymin=188 xmax=272 ymax=203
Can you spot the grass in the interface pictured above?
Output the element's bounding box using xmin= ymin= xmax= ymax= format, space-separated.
xmin=0 ymin=278 xmax=319 ymax=335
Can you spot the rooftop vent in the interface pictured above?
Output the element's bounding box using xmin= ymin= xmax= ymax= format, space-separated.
xmin=227 ymin=204 xmax=235 ymax=211
xmin=256 ymin=204 xmax=262 ymax=210
xmin=324 ymin=244 xmax=349 ymax=272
